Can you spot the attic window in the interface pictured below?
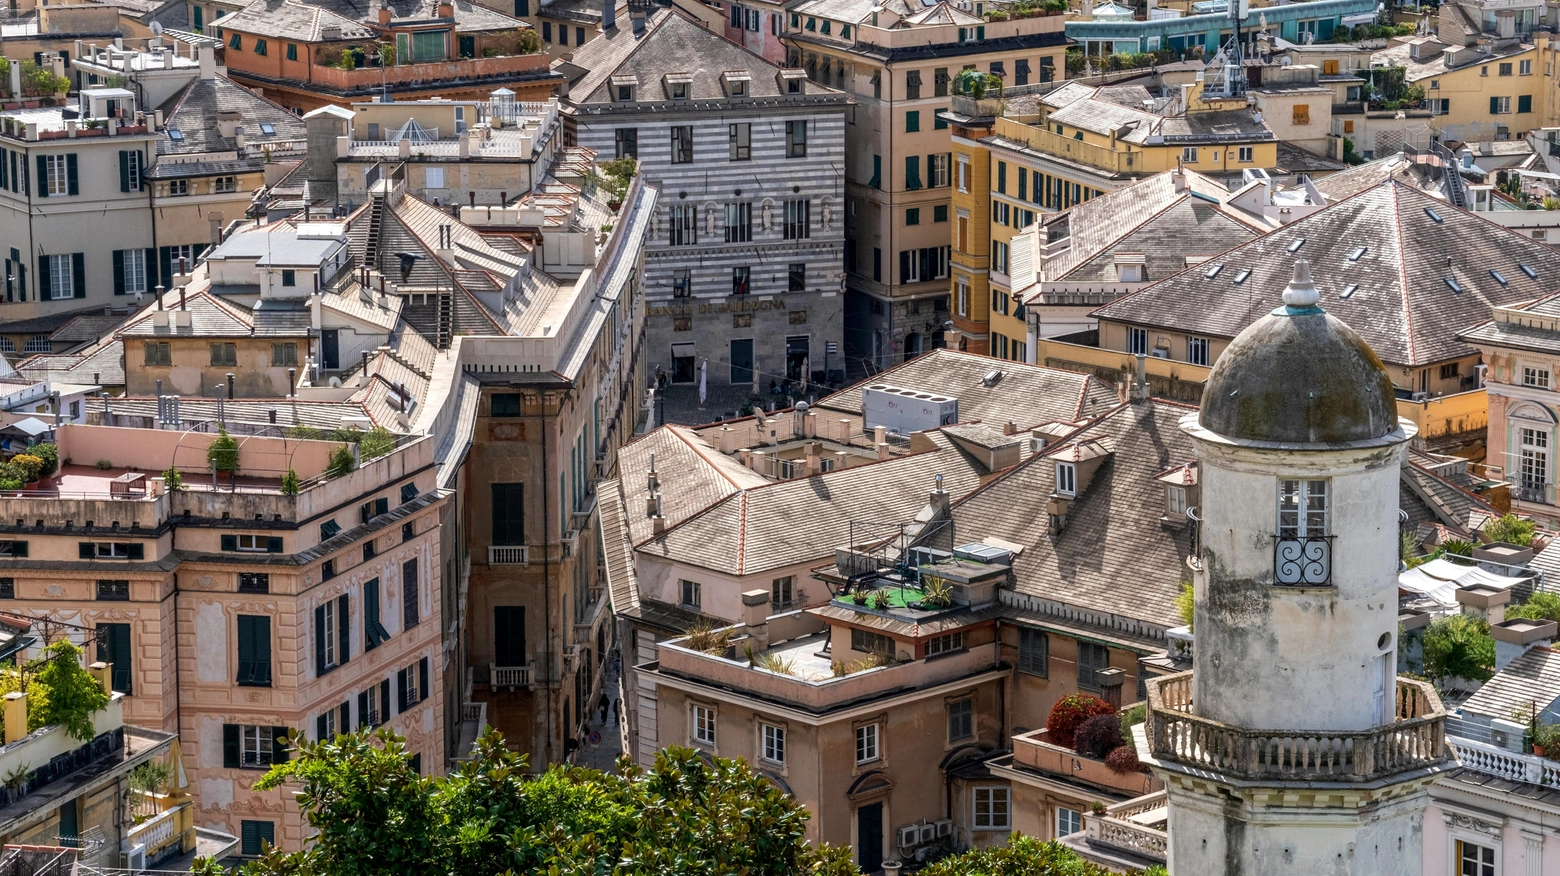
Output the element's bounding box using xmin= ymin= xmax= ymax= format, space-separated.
xmin=1445 ymin=276 xmax=1463 ymax=293
xmin=1348 ymin=246 xmax=1367 ymax=261
xmin=259 ymin=122 xmax=275 ymax=135
xmin=167 ymin=129 xmax=184 ymax=141
xmin=664 ymin=73 xmax=693 ymax=101
xmin=1055 ymin=462 xmax=1077 ymax=497
xmin=1521 ymin=263 xmax=1539 ymax=280
xmin=1232 ymin=269 xmax=1251 ymax=285
xmin=1286 ymin=238 xmax=1305 ymax=253
xmin=1204 ymin=263 xmax=1224 ymax=279
xmin=722 ymin=70 xmax=752 ymax=98
xmin=1340 ymin=283 xmax=1358 ymax=298
xmin=1425 ymin=207 xmax=1444 ymax=223
xmin=1491 ymin=269 xmax=1509 ymax=286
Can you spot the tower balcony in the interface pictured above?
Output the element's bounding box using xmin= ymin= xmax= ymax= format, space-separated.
xmin=1145 ymin=672 xmax=1449 ymax=783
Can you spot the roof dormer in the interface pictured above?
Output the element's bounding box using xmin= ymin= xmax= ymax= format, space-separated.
xmin=663 ymin=73 xmax=693 ymax=101
xmin=1046 ymin=436 xmax=1114 ymax=535
xmin=778 ymin=68 xmax=807 ymax=95
xmin=610 ymin=74 xmax=638 ymax=102
xmin=721 ymin=69 xmax=751 ymax=99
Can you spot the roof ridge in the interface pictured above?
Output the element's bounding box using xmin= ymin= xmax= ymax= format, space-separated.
xmin=949 ymin=400 xmax=1131 ymax=510
xmin=1388 ymin=182 xmax=1417 ymax=364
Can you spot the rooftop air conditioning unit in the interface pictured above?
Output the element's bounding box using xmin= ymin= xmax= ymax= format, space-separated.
xmin=935 ymin=819 xmax=954 ymax=837
xmin=125 ymin=845 xmax=146 ymax=873
xmin=897 ymin=825 xmax=921 ymax=849
xmin=918 ymin=824 xmax=937 ymax=844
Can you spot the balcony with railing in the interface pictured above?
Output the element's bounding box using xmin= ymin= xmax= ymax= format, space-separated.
xmin=1449 ymin=735 xmax=1560 ymax=786
xmin=1146 ymin=673 xmax=1448 ymax=782
xmin=1081 ymin=792 xmax=1168 ymax=863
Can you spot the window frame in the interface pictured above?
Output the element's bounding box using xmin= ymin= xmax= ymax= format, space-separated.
xmin=680 ymin=579 xmax=702 ymax=609
xmin=760 ymin=722 xmax=785 ymax=764
xmin=947 ymin=697 xmax=974 ymax=742
xmin=1277 ymin=478 xmax=1329 ymax=538
xmin=1055 ymin=462 xmax=1077 ymax=496
xmin=973 ymin=786 xmax=1010 ymax=830
xmin=692 ymin=703 xmax=717 ymax=746
xmin=855 ymin=722 xmax=880 ymax=764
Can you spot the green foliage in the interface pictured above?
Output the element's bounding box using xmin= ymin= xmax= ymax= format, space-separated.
xmin=247 ymin=729 xmax=856 ymax=876
xmin=1360 ymin=66 xmax=1423 ymax=108
xmin=953 ymin=68 xmax=1004 ymax=100
xmin=29 ymin=443 xmax=57 ymax=478
xmin=1534 ymin=722 xmax=1560 ymax=753
xmin=1174 ymin=581 xmax=1194 ymax=631
xmin=921 ymin=575 xmax=954 ymax=608
xmin=599 ymin=157 xmax=637 ymax=201
xmin=1400 ymin=528 xmax=1425 ymax=568
xmin=1508 ymin=591 xmax=1560 ymax=624
xmin=287 ymin=425 xmax=325 ymax=440
xmin=1484 ymin=513 xmax=1537 ymax=546
xmin=95 ymin=459 xmax=113 ymax=470
xmin=325 ymin=445 xmax=356 ymax=478
xmin=162 ymin=465 xmax=185 ymax=492
xmin=1441 ymin=538 xmax=1474 ymax=557
xmin=129 ymin=760 xmax=172 ymax=794
xmin=515 ymin=27 xmax=542 ymax=54
xmin=0 ymin=463 xmax=21 ymax=491
xmin=1423 ymin=614 xmax=1496 ymax=682
xmin=19 ymin=61 xmax=68 ymax=98
xmin=281 ymin=468 xmax=301 ymax=496
xmin=7 ymin=455 xmax=41 ymax=484
xmin=871 ymin=589 xmax=891 ymax=610
xmin=921 ymin=835 xmax=1134 ymax=876
xmin=1343 ymin=137 xmax=1365 ymax=165
xmin=358 ymin=426 xmax=396 ymax=462
xmin=27 ymin=641 xmax=111 ymax=741
xmin=207 ymin=429 xmax=239 ymax=473
xmin=1119 ymin=702 xmax=1146 ymax=737
xmin=1327 ymin=21 xmax=1417 ymax=42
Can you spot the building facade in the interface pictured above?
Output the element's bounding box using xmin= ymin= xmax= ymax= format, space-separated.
xmin=562 ymin=8 xmax=849 ymax=390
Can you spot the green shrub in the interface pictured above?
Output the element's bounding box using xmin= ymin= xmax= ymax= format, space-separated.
xmin=281 ymin=468 xmax=300 ymax=496
xmin=7 ymin=455 xmax=42 ymax=484
xmin=326 ymin=445 xmax=356 ymax=478
xmin=162 ymin=466 xmax=185 ymax=492
xmin=29 ymin=443 xmax=57 ymax=478
xmin=359 ymin=426 xmax=396 ymax=462
xmin=26 ymin=641 xmax=111 ymax=741
xmin=207 ymin=429 xmax=239 ymax=473
xmin=1484 ymin=513 xmax=1537 ymax=546
xmin=95 ymin=459 xmax=113 ymax=470
xmin=1423 ymin=614 xmax=1495 ymax=682
xmin=287 ymin=425 xmax=325 ymax=440
xmin=1175 ymin=580 xmax=1194 ymax=631
xmin=1508 ymin=591 xmax=1560 ymax=624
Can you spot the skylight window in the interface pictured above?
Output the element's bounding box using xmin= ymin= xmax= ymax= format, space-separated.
xmin=1445 ymin=277 xmax=1462 ymax=293
xmin=1340 ymin=284 xmax=1358 ymax=298
xmin=1491 ymin=269 xmax=1509 ymax=286
xmin=1521 ymin=263 xmax=1539 ymax=280
xmin=167 ymin=129 xmax=184 ymax=141
xmin=1287 ymin=238 xmax=1305 ymax=253
xmin=1233 ymin=269 xmax=1251 ymax=285
xmin=1425 ymin=207 xmax=1443 ymax=223
xmin=259 ymin=122 xmax=276 ymax=135
xmin=1348 ymin=246 xmax=1367 ymax=261
xmin=1204 ymin=263 xmax=1224 ymax=279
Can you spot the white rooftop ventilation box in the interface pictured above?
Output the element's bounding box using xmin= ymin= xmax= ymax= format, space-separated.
xmin=862 ymin=384 xmax=958 ymax=436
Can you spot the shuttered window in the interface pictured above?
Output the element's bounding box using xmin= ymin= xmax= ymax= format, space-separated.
xmin=1077 ymin=641 xmax=1110 ymax=691
xmin=364 ymin=578 xmax=390 ymax=649
xmin=403 ymin=559 xmax=419 ymax=629
xmin=1017 ymin=627 xmax=1048 ymax=677
xmin=240 ymin=820 xmax=275 ymax=856
xmin=96 ymin=622 xmax=132 ymax=693
xmin=491 ymin=483 xmax=524 ymax=545
xmin=236 ymin=615 xmax=272 ymax=686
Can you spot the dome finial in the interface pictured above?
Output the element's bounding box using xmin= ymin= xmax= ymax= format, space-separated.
xmin=1282 ymin=259 xmax=1319 ymax=308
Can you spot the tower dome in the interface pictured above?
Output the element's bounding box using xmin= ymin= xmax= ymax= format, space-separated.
xmin=1198 ymin=259 xmax=1398 ymax=444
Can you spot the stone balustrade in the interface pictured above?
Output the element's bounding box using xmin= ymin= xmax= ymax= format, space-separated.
xmin=1147 ymin=672 xmax=1448 ymax=781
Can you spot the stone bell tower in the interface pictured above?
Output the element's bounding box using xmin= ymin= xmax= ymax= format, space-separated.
xmin=1139 ymin=260 xmax=1450 ymax=876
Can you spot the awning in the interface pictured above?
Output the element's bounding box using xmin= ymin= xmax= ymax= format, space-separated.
xmin=671 ymin=343 xmax=696 ymax=358
xmin=1341 ymin=12 xmax=1376 ymax=24
xmin=1398 ymin=557 xmax=1530 ymax=607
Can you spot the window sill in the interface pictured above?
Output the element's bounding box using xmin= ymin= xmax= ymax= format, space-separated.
xmin=236 ymin=681 xmax=273 ymax=688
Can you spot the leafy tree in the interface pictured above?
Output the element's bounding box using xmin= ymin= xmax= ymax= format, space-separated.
xmin=1175 ymin=581 xmax=1194 ymax=630
xmin=325 ymin=445 xmax=356 ymax=478
xmin=247 ymin=728 xmax=857 ymax=876
xmin=358 ymin=426 xmax=396 ymax=462
xmin=207 ymin=429 xmax=239 ymax=473
xmin=162 ymin=465 xmax=185 ymax=492
xmin=26 ymin=641 xmax=111 ymax=741
xmin=280 ymin=468 xmax=300 ymax=496
xmin=921 ymin=835 xmax=1156 ymax=876
xmin=1508 ymin=591 xmax=1560 ymax=624
xmin=1483 ymin=513 xmax=1536 ymax=546
xmin=1423 ymin=614 xmax=1496 ymax=682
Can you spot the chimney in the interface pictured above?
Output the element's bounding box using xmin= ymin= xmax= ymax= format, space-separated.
xmin=602 ymin=0 xmax=616 ymax=30
xmin=1096 ymin=667 xmax=1126 ymax=709
xmin=1171 ymin=165 xmax=1187 ymax=193
xmin=178 ymin=286 xmax=187 ymax=311
xmin=1456 ymin=583 xmax=1510 ymax=624
xmin=749 ymin=449 xmax=766 ymax=473
xmin=1130 ymin=352 xmax=1149 ymax=403
xmin=437 ymin=0 xmax=453 ymax=15
xmin=876 ymin=441 xmax=890 ymax=460
xmin=378 ymin=4 xmax=392 ymax=24
xmin=873 ymin=425 xmax=886 ymax=446
xmin=1003 ymin=420 xmax=1017 ymax=436
xmin=198 ymin=42 xmax=216 ymax=80
xmin=7 ymin=63 xmax=19 ymax=101
xmin=1492 ymin=618 xmax=1556 ymax=671
xmin=929 ymin=473 xmax=950 ymax=516
xmin=741 ymin=589 xmax=769 ymax=628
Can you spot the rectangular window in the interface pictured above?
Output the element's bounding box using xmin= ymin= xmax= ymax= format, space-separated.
xmin=43 ymin=155 xmax=73 ymax=197
xmin=1292 ymin=104 xmax=1310 ymax=125
xmin=1056 ymin=462 xmax=1076 ymax=496
xmin=681 ymin=579 xmax=702 ymax=608
xmin=236 ymin=615 xmax=272 ymax=686
xmin=396 ymin=658 xmax=426 ymax=710
xmin=973 ymin=787 xmax=1010 ymax=830
xmin=1500 ymin=62 xmax=1514 ymax=76
xmin=1458 ymin=840 xmax=1495 ymax=876
xmin=1519 ymin=95 xmax=1533 ymax=113
xmin=168 ymin=179 xmax=188 ymax=196
xmin=286 ymin=43 xmax=297 ymax=61
xmin=1520 ymin=427 xmax=1549 ymax=490
xmin=614 ymin=128 xmax=637 ymax=159
xmin=906 ymin=70 xmax=921 ymax=100
xmin=761 ymin=723 xmax=785 ymax=763
xmin=1077 ymin=641 xmax=1110 ymax=691
xmin=239 ymin=572 xmax=269 ymax=593
xmin=403 ymin=559 xmax=420 ymax=629
xmin=729 ymin=123 xmax=751 ymax=161
xmin=1128 ymin=326 xmax=1148 ymax=355
xmin=272 ymin=342 xmax=298 ymax=366
xmin=926 ymin=631 xmax=965 ymax=656
xmin=1525 ymin=366 xmax=1551 ymax=388
xmin=1018 ymin=627 xmax=1047 ymax=676
xmin=1238 ymin=146 xmax=1253 ymax=163
xmin=491 ymin=482 xmax=524 ymax=545
xmin=669 ymin=205 xmax=697 ymax=245
xmin=1187 ymin=336 xmax=1209 ymax=366
xmin=211 ymin=342 xmax=237 ymax=366
xmin=851 ymin=628 xmax=893 ymax=654
xmin=784 ymin=199 xmax=810 ymax=239
xmin=1493 ymin=96 xmax=1512 ymax=114
xmin=1277 ymin=479 xmax=1328 ymax=537
xmin=364 ymin=577 xmax=391 ymax=649
xmin=787 ymin=264 xmax=805 ymax=293
xmin=855 ymin=723 xmax=879 ymax=764
xmin=96 ymin=580 xmax=129 ymax=601
xmin=1168 ymin=484 xmax=1188 ymax=516
xmin=239 ymin=819 xmax=277 ymax=858
xmin=239 ymin=726 xmax=275 ymax=769
xmin=771 ymin=575 xmax=794 ymax=608
xmin=672 ymin=126 xmax=694 ymax=163
xmin=905 ymin=110 xmax=919 ymax=133
xmin=693 ymin=704 xmax=716 ymax=745
xmin=1056 ymin=807 xmax=1082 ymax=838
xmin=948 ymin=697 xmax=973 ymax=741
xmin=731 ymin=266 xmax=750 ymax=296
xmin=785 ymin=120 xmax=807 ymax=157
xmin=490 ymin=393 xmax=520 ymax=416
xmin=934 ymin=67 xmax=949 ymax=97
xmin=725 ymin=202 xmax=752 ymax=243
xmin=905 ymin=207 xmax=920 ymax=226
xmin=96 ymin=622 xmax=132 ymax=693
xmin=221 ymin=534 xmax=280 ymax=553
xmin=45 ymin=253 xmax=75 ymax=300
xmin=144 ymin=341 xmax=171 ymax=366
xmin=116 ymin=248 xmax=148 ymax=294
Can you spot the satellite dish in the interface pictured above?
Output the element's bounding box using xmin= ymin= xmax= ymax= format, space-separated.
xmin=151 ymin=21 xmax=163 ymax=36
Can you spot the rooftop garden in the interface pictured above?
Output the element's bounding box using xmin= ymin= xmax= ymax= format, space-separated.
xmin=1325 ymin=21 xmax=1418 ymax=43
xmin=0 ymin=59 xmax=70 ymax=101
xmin=983 ymin=0 xmax=1068 ymax=20
xmin=1045 ymin=693 xmax=1151 ymax=776
xmin=1065 ymin=47 xmax=1185 ymax=77
xmin=836 ymin=574 xmax=957 ymax=612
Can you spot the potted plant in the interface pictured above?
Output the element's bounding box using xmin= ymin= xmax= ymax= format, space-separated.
xmin=1535 ymin=722 xmax=1560 ymax=758
xmin=1089 ymin=800 xmax=1108 ymax=816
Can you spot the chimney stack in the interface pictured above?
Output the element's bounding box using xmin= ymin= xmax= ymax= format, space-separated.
xmin=1493 ymin=618 xmax=1556 ymax=671
xmin=602 ymin=0 xmax=616 ymax=30
xmin=1130 ymin=352 xmax=1149 ymax=403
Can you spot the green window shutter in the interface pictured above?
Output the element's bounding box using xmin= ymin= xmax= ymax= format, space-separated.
xmin=79 ymin=542 xmax=94 ymax=559
xmin=418 ymin=656 xmax=429 ymax=702
xmin=113 ymin=250 xmax=125 ymax=295
xmin=118 ymin=151 xmax=130 ymax=192
xmin=1519 ymin=95 xmax=1533 ymax=113
xmin=905 ymin=110 xmax=919 ymax=133
xmin=397 ymin=668 xmax=408 ymax=713
xmin=222 ymin=724 xmax=239 ymax=768
xmin=337 ymin=594 xmax=349 ymax=664
xmin=357 ymin=691 xmax=369 ymax=727
xmin=380 ymin=679 xmax=390 ymax=719
xmin=221 ymin=534 xmax=237 ymax=551
xmin=127 ymin=543 xmax=144 ymax=560
xmin=905 ymin=155 xmax=921 ymax=190
xmin=271 ymin=726 xmax=289 ymax=763
xmin=375 ymin=498 xmax=388 ymax=516
xmin=869 ymin=155 xmax=881 ymax=189
xmin=72 ymin=253 xmax=84 ymax=297
xmin=1491 ymin=96 xmax=1501 ymax=114
xmin=976 ymin=25 xmax=984 ymax=39
xmin=267 ymin=536 xmax=283 ymax=553
xmin=314 ymin=606 xmax=326 ymax=675
xmin=315 ymin=714 xmax=327 ymax=740
xmin=65 ymin=154 xmax=77 ymax=195
xmin=36 ymin=254 xmax=48 ymax=299
xmin=35 ymin=156 xmax=46 ymax=197
xmin=158 ymin=246 xmax=172 ymax=288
